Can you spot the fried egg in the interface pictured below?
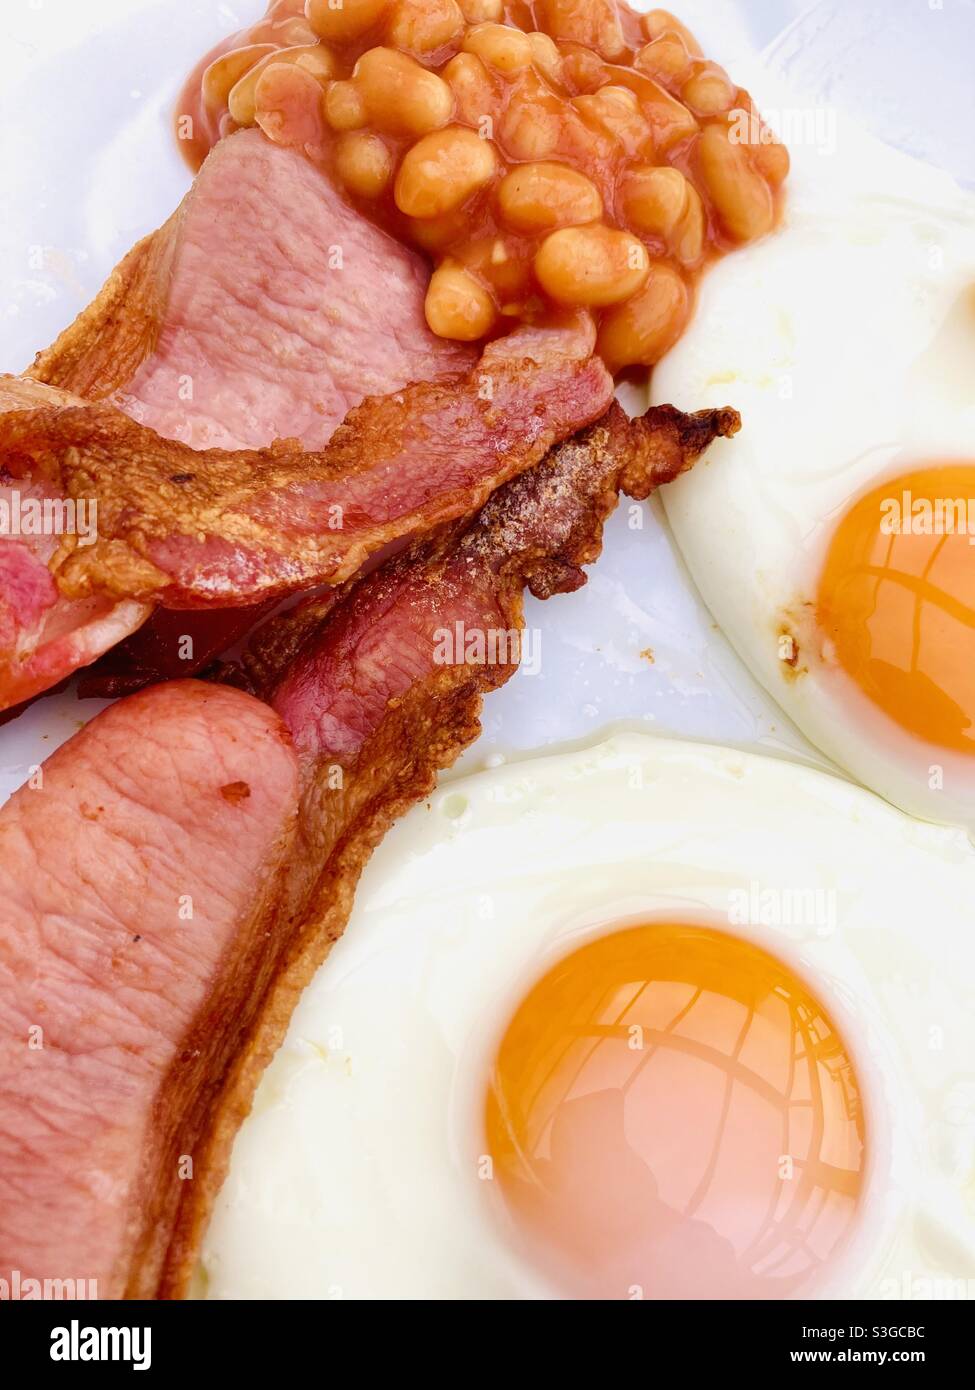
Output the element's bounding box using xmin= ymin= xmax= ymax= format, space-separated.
xmin=654 ymin=116 xmax=975 ymax=832
xmin=199 ymin=734 xmax=975 ymax=1299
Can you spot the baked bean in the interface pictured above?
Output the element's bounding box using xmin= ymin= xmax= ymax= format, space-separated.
xmin=588 ymin=82 xmax=640 ymax=114
xmin=622 ymin=165 xmax=704 ymax=262
xmin=526 ymin=31 xmax=562 ymax=84
xmin=573 ymin=85 xmax=650 ymax=152
xmin=498 ymin=79 xmax=563 ymax=159
xmin=425 ymin=261 xmax=497 ymax=338
xmin=306 ymin=0 xmax=389 ymax=43
xmin=596 ymin=260 xmax=689 ymax=370
xmin=443 ymin=52 xmax=497 ymax=128
xmin=673 ymin=182 xmax=705 ymax=264
xmin=229 ymin=45 xmax=336 ymax=126
xmin=463 ymin=23 xmax=534 ymax=74
xmin=184 ymin=0 xmax=789 ymax=357
xmin=407 ymin=208 xmax=469 ymax=251
xmin=559 ymin=43 xmax=608 ymax=94
xmin=459 ymin=236 xmax=533 ymax=302
xmin=630 ymin=76 xmax=699 ymax=150
xmin=729 ymin=97 xmax=791 ymax=185
xmin=387 ymin=0 xmax=465 ymax=53
xmin=292 ymin=44 xmax=339 ymax=79
xmin=277 ymin=17 xmax=320 ymax=46
xmin=203 ymin=44 xmax=276 ymax=112
xmin=682 ymin=66 xmax=736 ymax=115
xmin=334 ymin=131 xmax=393 ymax=195
xmin=537 ymin=0 xmax=626 ymax=62
xmin=254 ymin=62 xmax=327 ymax=146
xmin=561 ymin=109 xmax=618 ymax=171
xmin=499 ymin=162 xmax=602 ymax=232
xmin=752 ymin=135 xmax=790 ymax=185
xmin=354 ymin=47 xmax=454 ymax=135
xmin=623 ymin=165 xmax=689 ymax=237
xmin=633 ymin=36 xmax=692 ymax=85
xmin=641 ymin=8 xmax=702 ymax=56
xmin=534 ymin=225 xmax=650 ymax=306
xmin=395 ymin=126 xmax=497 ymax=217
xmin=484 ymin=238 xmax=533 ymax=302
xmin=322 ymin=78 xmax=368 ymax=130
xmin=458 ymin=0 xmax=502 ymax=20
xmin=698 ymin=121 xmax=774 ymax=241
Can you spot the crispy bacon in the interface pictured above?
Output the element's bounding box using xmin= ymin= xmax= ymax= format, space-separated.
xmin=261 ymin=403 xmax=740 ymax=757
xmin=2 ymin=344 xmax=612 ymax=610
xmin=0 ymin=377 xmax=151 ymax=710
xmin=0 ymin=398 xmax=737 ymax=1299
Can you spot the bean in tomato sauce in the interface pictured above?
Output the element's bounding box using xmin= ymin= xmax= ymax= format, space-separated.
xmin=176 ymin=1 xmax=788 ymax=372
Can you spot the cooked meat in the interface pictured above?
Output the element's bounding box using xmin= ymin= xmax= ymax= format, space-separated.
xmin=7 ymin=130 xmax=473 ymax=700
xmin=3 ymin=336 xmax=611 ymax=608
xmin=0 ymin=399 xmax=737 ymax=1298
xmin=0 ymin=682 xmax=300 ymax=1299
xmin=262 ymin=404 xmax=739 ymax=761
xmin=2 ymin=131 xmax=612 ymax=703
xmin=28 ymin=130 xmax=473 ymax=451
xmin=77 ymin=603 xmax=278 ymax=700
xmin=0 ymin=376 xmax=151 ymax=710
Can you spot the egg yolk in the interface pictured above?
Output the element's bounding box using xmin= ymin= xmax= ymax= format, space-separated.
xmin=485 ymin=923 xmax=866 ymax=1299
xmin=816 ymin=464 xmax=975 ymax=753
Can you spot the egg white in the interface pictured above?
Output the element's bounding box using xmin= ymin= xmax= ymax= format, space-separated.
xmin=654 ymin=114 xmax=975 ymax=833
xmin=200 ymin=734 xmax=975 ymax=1300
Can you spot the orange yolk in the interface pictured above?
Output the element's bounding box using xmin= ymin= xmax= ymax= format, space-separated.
xmin=485 ymin=923 xmax=866 ymax=1299
xmin=816 ymin=464 xmax=975 ymax=754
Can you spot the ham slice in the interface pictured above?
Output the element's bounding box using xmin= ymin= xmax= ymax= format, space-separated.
xmin=0 ymin=399 xmax=738 ymax=1298
xmin=28 ymin=130 xmax=473 ymax=451
xmin=0 ymin=682 xmax=300 ymax=1298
